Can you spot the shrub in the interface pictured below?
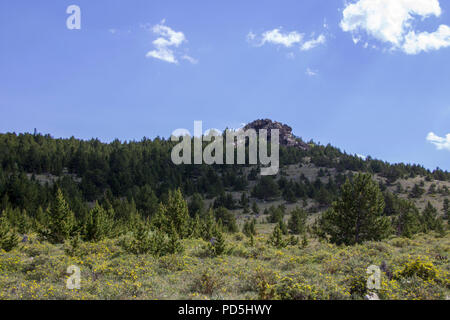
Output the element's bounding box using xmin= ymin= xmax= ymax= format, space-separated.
xmin=191 ymin=269 xmax=223 ymax=295
xmin=394 ymin=256 xmax=439 ymax=282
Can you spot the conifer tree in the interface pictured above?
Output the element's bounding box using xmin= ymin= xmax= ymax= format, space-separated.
xmin=393 ymin=199 xmax=420 ymax=238
xmin=0 ymin=213 xmax=18 ymax=252
xmin=421 ymin=202 xmax=443 ymax=233
xmin=242 ymin=218 xmax=257 ymax=237
xmin=268 ymin=224 xmax=286 ymax=248
xmin=40 ymin=189 xmax=75 ymax=244
xmin=209 ymin=225 xmax=226 ymax=256
xmin=288 ymin=207 xmax=307 ymax=235
xmin=188 ymin=213 xmax=202 ymax=239
xmin=201 ymin=208 xmax=215 ymax=241
xmin=166 ymin=189 xmax=190 ymax=238
xmin=167 ymin=223 xmax=183 ymax=254
xmin=316 ymin=173 xmax=391 ymax=245
xmin=251 ymin=201 xmax=259 ymax=214
xmin=151 ymin=203 xmax=169 ymax=233
xmin=129 ymin=221 xmax=153 ymax=255
xmin=84 ymin=202 xmax=113 ymax=242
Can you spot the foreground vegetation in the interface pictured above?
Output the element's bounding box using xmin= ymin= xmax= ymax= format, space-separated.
xmin=0 ymin=230 xmax=448 ymax=300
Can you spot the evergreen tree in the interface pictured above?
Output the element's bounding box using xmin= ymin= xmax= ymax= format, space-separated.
xmin=0 ymin=213 xmax=18 ymax=252
xmin=288 ymin=207 xmax=307 ymax=235
xmin=84 ymin=202 xmax=113 ymax=242
xmin=393 ymin=198 xmax=421 ymax=238
xmin=188 ymin=193 xmax=204 ymax=217
xmin=167 ymin=223 xmax=183 ymax=254
xmin=317 ymin=173 xmax=391 ymax=245
xmin=40 ymin=189 xmax=75 ymax=244
xmin=151 ymin=203 xmax=169 ymax=233
xmin=128 ymin=221 xmax=153 ymax=255
xmin=421 ymin=202 xmax=443 ymax=233
xmin=201 ymin=208 xmax=215 ymax=241
xmin=251 ymin=201 xmax=259 ymax=215
xmin=409 ymin=184 xmax=425 ymax=198
xmin=166 ymin=189 xmax=190 ymax=238
xmin=188 ymin=213 xmax=202 ymax=239
xmin=268 ymin=225 xmax=287 ymax=248
xmin=252 ymin=176 xmax=281 ymax=200
xmin=242 ymin=218 xmax=257 ymax=237
xmin=209 ymin=226 xmax=226 ymax=256
xmin=214 ymin=207 xmax=238 ymax=233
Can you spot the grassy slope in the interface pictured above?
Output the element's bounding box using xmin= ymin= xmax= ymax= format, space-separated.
xmin=0 ymin=230 xmax=448 ymax=300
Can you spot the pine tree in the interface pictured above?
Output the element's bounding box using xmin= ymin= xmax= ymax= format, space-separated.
xmin=278 ymin=219 xmax=288 ymax=235
xmin=189 ymin=213 xmax=202 ymax=239
xmin=316 ymin=173 xmax=391 ymax=245
xmin=126 ymin=221 xmax=155 ymax=255
xmin=421 ymin=202 xmax=443 ymax=233
xmin=16 ymin=209 xmax=30 ymax=234
xmin=201 ymin=208 xmax=215 ymax=241
xmin=167 ymin=223 xmax=183 ymax=254
xmin=166 ymin=189 xmax=190 ymax=238
xmin=0 ymin=213 xmax=18 ymax=252
xmin=393 ymin=199 xmax=421 ymax=238
xmin=288 ymin=207 xmax=307 ymax=235
xmin=268 ymin=225 xmax=286 ymax=248
xmin=151 ymin=203 xmax=169 ymax=233
xmin=243 ymin=218 xmax=257 ymax=237
xmin=251 ymin=201 xmax=259 ymax=215
xmin=84 ymin=202 xmax=113 ymax=242
xmin=40 ymin=189 xmax=75 ymax=244
xmin=209 ymin=226 xmax=226 ymax=256
xmin=394 ymin=199 xmax=420 ymax=238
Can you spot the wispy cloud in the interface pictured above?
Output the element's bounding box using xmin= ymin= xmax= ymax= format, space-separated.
xmin=260 ymin=28 xmax=304 ymax=47
xmin=340 ymin=0 xmax=450 ymax=54
xmin=305 ymin=68 xmax=318 ymax=76
xmin=181 ymin=54 xmax=198 ymax=64
xmin=301 ymin=34 xmax=326 ymax=51
xmin=427 ymin=132 xmax=450 ymax=151
xmin=145 ymin=20 xmax=197 ymax=64
xmin=248 ymin=27 xmax=326 ymax=54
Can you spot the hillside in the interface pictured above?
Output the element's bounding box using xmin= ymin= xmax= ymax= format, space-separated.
xmin=0 ymin=120 xmax=449 ymax=300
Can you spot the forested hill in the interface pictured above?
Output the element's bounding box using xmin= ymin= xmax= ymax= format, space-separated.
xmin=0 ymin=121 xmax=449 ymax=220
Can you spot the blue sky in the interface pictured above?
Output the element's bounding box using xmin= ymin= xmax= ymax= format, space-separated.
xmin=0 ymin=0 xmax=449 ymax=170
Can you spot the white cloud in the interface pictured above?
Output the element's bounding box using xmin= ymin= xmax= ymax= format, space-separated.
xmin=246 ymin=31 xmax=257 ymax=42
xmin=146 ymin=20 xmax=197 ymax=64
xmin=249 ymin=27 xmax=326 ymax=54
xmin=305 ymin=68 xmax=318 ymax=76
xmin=403 ymin=25 xmax=450 ymax=54
xmin=260 ymin=28 xmax=304 ymax=47
xmin=340 ymin=0 xmax=450 ymax=54
xmin=356 ymin=154 xmax=367 ymax=160
xmin=181 ymin=54 xmax=198 ymax=64
xmin=301 ymin=34 xmax=326 ymax=51
xmin=427 ymin=132 xmax=450 ymax=151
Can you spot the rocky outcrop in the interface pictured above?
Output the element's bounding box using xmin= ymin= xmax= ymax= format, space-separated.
xmin=243 ymin=119 xmax=309 ymax=150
